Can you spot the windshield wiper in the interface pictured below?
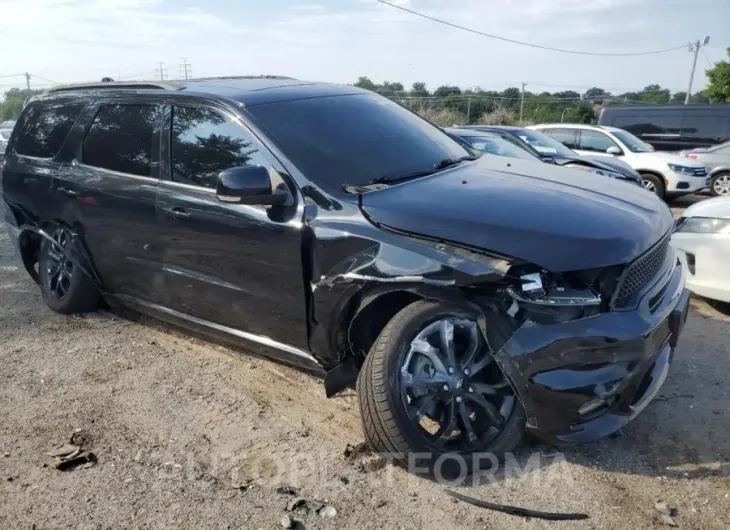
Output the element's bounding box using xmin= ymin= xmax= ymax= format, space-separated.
xmin=342 ymin=155 xmax=478 ymax=193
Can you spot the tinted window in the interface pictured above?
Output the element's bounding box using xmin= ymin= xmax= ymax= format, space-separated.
xmin=15 ymin=103 xmax=83 ymax=158
xmin=171 ymin=107 xmax=270 ymax=189
xmin=247 ymin=94 xmax=470 ymax=192
xmin=463 ymin=136 xmax=535 ymax=160
xmin=681 ymin=114 xmax=726 ymax=139
xmin=82 ymin=104 xmax=159 ymax=177
xmin=612 ymin=113 xmax=682 ymax=136
xmin=578 ymin=130 xmax=619 ymax=153
xmin=542 ymin=128 xmax=578 ymax=149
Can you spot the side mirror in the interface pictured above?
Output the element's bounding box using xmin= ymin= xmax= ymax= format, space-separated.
xmin=216 ymin=166 xmax=288 ymax=206
xmin=606 ymin=146 xmax=622 ymax=156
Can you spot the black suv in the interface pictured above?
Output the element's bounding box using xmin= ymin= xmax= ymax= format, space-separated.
xmin=1 ymin=78 xmax=690 ymax=475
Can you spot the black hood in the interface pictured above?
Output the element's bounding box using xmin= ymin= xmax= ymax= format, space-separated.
xmin=360 ymin=156 xmax=673 ymax=272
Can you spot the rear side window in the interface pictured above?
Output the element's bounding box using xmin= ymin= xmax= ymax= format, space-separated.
xmin=681 ymin=114 xmax=727 ymax=139
xmin=15 ymin=103 xmax=84 ymax=158
xmin=544 ymin=128 xmax=577 ymax=149
xmin=612 ymin=113 xmax=682 ymax=136
xmin=82 ymin=104 xmax=159 ymax=177
xmin=171 ymin=106 xmax=270 ymax=189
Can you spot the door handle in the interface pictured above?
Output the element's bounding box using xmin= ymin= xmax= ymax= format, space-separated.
xmin=58 ymin=187 xmax=79 ymax=198
xmin=163 ymin=207 xmax=191 ymax=221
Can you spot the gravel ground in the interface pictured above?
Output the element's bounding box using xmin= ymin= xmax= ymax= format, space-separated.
xmin=1 ymin=202 xmax=729 ymax=529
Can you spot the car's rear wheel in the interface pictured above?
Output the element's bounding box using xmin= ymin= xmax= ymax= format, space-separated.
xmin=710 ymin=172 xmax=730 ymax=197
xmin=640 ymin=173 xmax=665 ymax=198
xmin=38 ymin=227 xmax=99 ymax=314
xmin=357 ymin=300 xmax=525 ymax=478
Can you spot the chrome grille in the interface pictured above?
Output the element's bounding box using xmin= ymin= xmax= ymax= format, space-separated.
xmin=613 ymin=234 xmax=671 ymax=308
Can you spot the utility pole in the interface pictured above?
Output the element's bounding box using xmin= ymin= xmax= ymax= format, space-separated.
xmin=685 ymin=36 xmax=710 ymax=104
xmin=179 ymin=58 xmax=192 ymax=80
xmin=466 ymin=96 xmax=471 ymax=123
xmin=25 ymin=72 xmax=31 ymax=90
xmin=519 ymin=82 xmax=526 ymax=123
xmin=156 ymin=62 xmax=167 ymax=81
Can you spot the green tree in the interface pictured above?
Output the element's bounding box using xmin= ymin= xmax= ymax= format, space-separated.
xmin=640 ymin=85 xmax=670 ymax=104
xmin=705 ymin=47 xmax=730 ymax=103
xmin=0 ymin=88 xmax=44 ymax=120
xmin=670 ymin=92 xmax=687 ymax=104
xmin=354 ymin=76 xmax=377 ymax=91
xmin=583 ymin=87 xmax=607 ymax=101
xmin=434 ymin=85 xmax=461 ymax=97
xmin=410 ymin=81 xmax=429 ymax=97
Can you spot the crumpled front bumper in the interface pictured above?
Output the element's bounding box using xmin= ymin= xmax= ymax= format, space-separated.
xmin=495 ymin=258 xmax=690 ymax=445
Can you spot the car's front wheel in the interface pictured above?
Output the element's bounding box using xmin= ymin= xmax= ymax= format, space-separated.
xmin=710 ymin=172 xmax=730 ymax=197
xmin=357 ymin=300 xmax=525 ymax=478
xmin=640 ymin=173 xmax=665 ymax=198
xmin=38 ymin=227 xmax=100 ymax=314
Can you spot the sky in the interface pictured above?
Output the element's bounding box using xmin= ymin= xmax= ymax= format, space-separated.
xmin=1 ymin=0 xmax=728 ymax=95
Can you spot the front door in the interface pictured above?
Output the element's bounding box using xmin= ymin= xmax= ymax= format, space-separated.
xmin=57 ymin=100 xmax=165 ymax=302
xmin=156 ymin=102 xmax=309 ymax=351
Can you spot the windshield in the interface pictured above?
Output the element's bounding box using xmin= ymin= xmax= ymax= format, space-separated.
xmin=610 ymin=129 xmax=653 ymax=153
xmin=247 ymin=94 xmax=471 ymax=192
xmin=462 ymin=135 xmax=536 ymax=161
xmin=512 ymin=129 xmax=576 ymax=157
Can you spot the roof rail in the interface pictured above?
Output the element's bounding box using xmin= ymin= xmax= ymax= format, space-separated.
xmin=185 ymin=75 xmax=296 ymax=82
xmin=45 ymin=81 xmax=182 ymax=94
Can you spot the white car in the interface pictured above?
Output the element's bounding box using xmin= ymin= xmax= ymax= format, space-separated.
xmin=672 ymin=196 xmax=730 ymax=303
xmin=530 ymin=124 xmax=710 ymax=199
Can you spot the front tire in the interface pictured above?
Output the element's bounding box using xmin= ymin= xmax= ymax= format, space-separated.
xmin=357 ymin=300 xmax=525 ymax=478
xmin=38 ymin=227 xmax=99 ymax=314
xmin=710 ymin=172 xmax=730 ymax=197
xmin=640 ymin=173 xmax=665 ymax=199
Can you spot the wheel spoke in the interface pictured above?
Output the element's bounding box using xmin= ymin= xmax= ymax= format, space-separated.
xmin=457 ymin=401 xmax=478 ymax=445
xmin=470 ymin=381 xmax=509 ymax=396
xmin=459 ymin=321 xmax=481 ymax=367
xmin=408 ymin=394 xmax=438 ymax=421
xmin=402 ymin=372 xmax=448 ymax=391
xmin=410 ymin=338 xmax=448 ymax=375
xmin=438 ymin=319 xmax=456 ymax=367
xmin=465 ymin=393 xmax=502 ymax=426
xmin=433 ymin=398 xmax=456 ymax=443
xmin=468 ymin=353 xmax=493 ymax=376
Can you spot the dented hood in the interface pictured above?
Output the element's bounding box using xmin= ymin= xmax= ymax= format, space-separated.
xmin=360 ymin=156 xmax=673 ymax=272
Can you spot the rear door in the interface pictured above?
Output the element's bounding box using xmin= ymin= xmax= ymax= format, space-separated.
xmin=1 ymin=101 xmax=85 ymax=230
xmin=541 ymin=127 xmax=578 ymax=151
xmin=57 ymin=98 xmax=165 ymax=302
xmin=156 ymin=99 xmax=309 ymax=351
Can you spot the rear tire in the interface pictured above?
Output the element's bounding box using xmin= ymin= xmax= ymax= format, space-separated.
xmin=38 ymin=228 xmax=99 ymax=314
xmin=640 ymin=173 xmax=665 ymax=199
xmin=710 ymin=172 xmax=730 ymax=197
xmin=357 ymin=300 xmax=525 ymax=479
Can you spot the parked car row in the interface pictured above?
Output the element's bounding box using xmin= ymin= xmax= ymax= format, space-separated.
xmin=0 ymin=78 xmax=692 ymax=476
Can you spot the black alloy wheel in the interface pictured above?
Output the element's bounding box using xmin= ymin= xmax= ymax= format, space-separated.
xmin=399 ymin=317 xmax=515 ymax=451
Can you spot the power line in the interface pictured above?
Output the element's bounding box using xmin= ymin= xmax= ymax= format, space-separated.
xmin=0 ymin=73 xmax=26 ymax=79
xmin=28 ymin=73 xmax=60 ymax=85
xmin=701 ymin=47 xmax=713 ymax=68
xmin=375 ymin=0 xmax=689 ymax=57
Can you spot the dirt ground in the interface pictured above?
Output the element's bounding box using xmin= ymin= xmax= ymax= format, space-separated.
xmin=1 ymin=206 xmax=729 ymax=529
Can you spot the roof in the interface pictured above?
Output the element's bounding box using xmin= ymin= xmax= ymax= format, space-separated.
xmin=42 ymin=76 xmax=370 ymax=107
xmin=602 ymin=104 xmax=730 ymax=112
xmin=458 ymin=125 xmax=526 ymax=132
xmin=532 ymin=123 xmax=605 ymax=131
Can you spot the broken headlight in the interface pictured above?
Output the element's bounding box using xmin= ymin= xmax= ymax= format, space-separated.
xmin=506 ymin=271 xmax=601 ymax=307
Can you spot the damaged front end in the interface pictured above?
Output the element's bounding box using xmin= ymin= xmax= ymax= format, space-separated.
xmin=308 ymin=205 xmax=689 ymax=444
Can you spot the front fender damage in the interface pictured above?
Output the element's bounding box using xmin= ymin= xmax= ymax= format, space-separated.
xmin=305 ymin=223 xmax=519 ymax=397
